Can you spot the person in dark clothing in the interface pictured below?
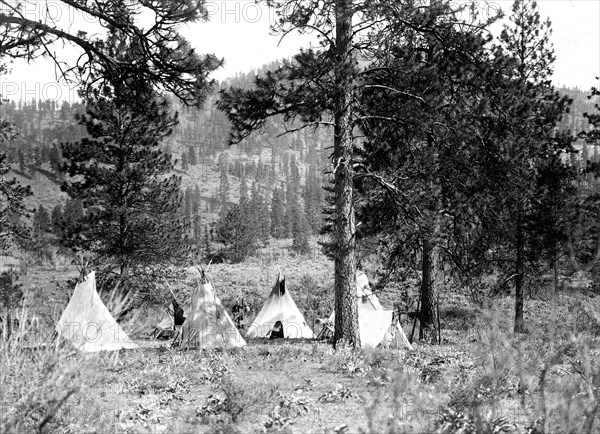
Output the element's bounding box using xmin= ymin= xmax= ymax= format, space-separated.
xmin=232 ymin=298 xmax=250 ymax=329
xmin=269 ymin=320 xmax=284 ymax=339
xmin=172 ymin=299 xmax=186 ymax=327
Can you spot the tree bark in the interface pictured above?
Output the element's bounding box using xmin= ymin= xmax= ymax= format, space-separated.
xmin=419 ymin=237 xmax=439 ymax=342
xmin=332 ymin=0 xmax=360 ymax=348
xmin=419 ymin=130 xmax=441 ymax=343
xmin=514 ymin=211 xmax=525 ymax=333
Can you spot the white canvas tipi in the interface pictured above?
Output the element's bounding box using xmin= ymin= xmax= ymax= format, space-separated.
xmin=321 ymin=271 xmax=413 ymax=350
xmin=56 ymin=271 xmax=138 ymax=352
xmin=179 ymin=270 xmax=246 ymax=349
xmin=246 ymin=272 xmax=313 ymax=339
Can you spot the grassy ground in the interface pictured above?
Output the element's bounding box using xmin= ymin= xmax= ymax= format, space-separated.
xmin=2 ymin=260 xmax=600 ymax=433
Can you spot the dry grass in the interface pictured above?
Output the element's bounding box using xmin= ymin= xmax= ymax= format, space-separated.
xmin=2 ymin=261 xmax=600 ymax=433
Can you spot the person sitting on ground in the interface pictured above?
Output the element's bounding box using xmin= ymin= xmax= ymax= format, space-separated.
xmin=268 ymin=320 xmax=284 ymax=339
xmin=173 ymin=299 xmax=185 ymax=327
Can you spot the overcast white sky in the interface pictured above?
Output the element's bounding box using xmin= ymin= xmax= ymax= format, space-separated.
xmin=0 ymin=0 xmax=598 ymax=103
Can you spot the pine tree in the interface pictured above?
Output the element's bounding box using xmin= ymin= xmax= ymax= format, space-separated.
xmin=51 ymin=204 xmax=63 ymax=235
xmin=261 ymin=197 xmax=272 ymax=244
xmin=292 ymin=203 xmax=311 ymax=255
xmin=48 ymin=144 xmax=62 ymax=175
xmin=33 ymin=205 xmax=50 ymax=234
xmin=249 ymin=180 xmax=262 ymax=233
xmin=60 ymin=198 xmax=84 ymax=242
xmin=497 ymin=0 xmax=571 ymax=333
xmin=214 ymin=204 xmax=258 ymax=262
xmin=356 ymin=2 xmax=479 ymax=342
xmin=270 ymin=186 xmax=286 ymax=238
xmin=184 ymin=186 xmax=193 ymax=221
xmin=193 ymin=184 xmax=202 ymax=216
xmin=31 ymin=204 xmax=52 ymax=254
xmin=567 ymin=81 xmax=600 ymax=279
xmin=1 ymin=1 xmax=221 ymax=107
xmin=218 ymin=152 xmax=230 ymax=212
xmin=219 ymin=0 xmax=408 ymax=346
xmin=61 ymin=42 xmax=191 ymax=297
xmin=218 ymin=0 xmax=505 ymax=346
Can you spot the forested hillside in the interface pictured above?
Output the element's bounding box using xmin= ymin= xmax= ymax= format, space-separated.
xmin=0 ymin=63 xmax=338 ymax=264
xmin=0 ymin=78 xmax=597 ymax=268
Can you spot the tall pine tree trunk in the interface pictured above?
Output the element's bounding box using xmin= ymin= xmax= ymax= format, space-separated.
xmin=419 ymin=133 xmax=441 ymax=343
xmin=419 ymin=236 xmax=440 ymax=343
xmin=514 ymin=211 xmax=525 ymax=333
xmin=332 ymin=0 xmax=360 ymax=348
xmin=419 ymin=238 xmax=434 ymax=340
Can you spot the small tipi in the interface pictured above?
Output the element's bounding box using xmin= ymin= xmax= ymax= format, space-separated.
xmin=179 ymin=270 xmax=246 ymax=349
xmin=246 ymin=271 xmax=313 ymax=339
xmin=319 ymin=271 xmax=412 ymax=350
xmin=56 ymin=271 xmax=138 ymax=352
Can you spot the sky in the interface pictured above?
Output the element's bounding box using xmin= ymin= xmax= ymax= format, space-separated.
xmin=0 ymin=0 xmax=598 ymax=103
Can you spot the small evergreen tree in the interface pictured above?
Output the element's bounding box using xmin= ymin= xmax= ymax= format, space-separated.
xmin=51 ymin=204 xmax=63 ymax=235
xmin=292 ymin=203 xmax=311 ymax=255
xmin=270 ymin=185 xmax=286 ymax=238
xmin=218 ymin=153 xmax=230 ymax=213
xmin=203 ymin=223 xmax=212 ymax=255
xmin=214 ymin=204 xmax=258 ymax=262
xmin=61 ymin=43 xmax=190 ymax=298
xmin=33 ymin=205 xmax=51 ymax=234
xmin=184 ymin=186 xmax=193 ymax=221
xmin=261 ymin=198 xmax=271 ymax=244
xmin=193 ymin=184 xmax=202 ymax=216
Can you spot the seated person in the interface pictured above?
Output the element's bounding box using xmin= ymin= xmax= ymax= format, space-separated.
xmin=268 ymin=320 xmax=284 ymax=339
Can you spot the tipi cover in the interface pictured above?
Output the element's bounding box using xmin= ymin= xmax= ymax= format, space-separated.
xmin=180 ymin=271 xmax=246 ymax=349
xmin=325 ymin=271 xmax=383 ymax=323
xmin=56 ymin=271 xmax=138 ymax=352
xmin=323 ymin=271 xmax=413 ymax=350
xmin=246 ymin=272 xmax=313 ymax=339
xmin=155 ymin=298 xmax=186 ymax=330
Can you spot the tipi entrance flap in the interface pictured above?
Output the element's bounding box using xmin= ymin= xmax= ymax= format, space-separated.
xmin=56 ymin=271 xmax=138 ymax=352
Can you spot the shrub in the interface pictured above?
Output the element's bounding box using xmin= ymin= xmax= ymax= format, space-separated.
xmin=0 ymin=340 xmax=81 ymax=433
xmin=264 ymin=392 xmax=310 ymax=430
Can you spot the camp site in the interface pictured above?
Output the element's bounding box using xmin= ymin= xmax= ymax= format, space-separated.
xmin=1 ymin=0 xmax=600 ymax=433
